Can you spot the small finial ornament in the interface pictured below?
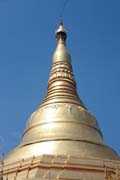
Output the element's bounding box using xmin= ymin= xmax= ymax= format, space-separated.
xmin=60 ymin=16 xmax=63 ymax=25
xmin=55 ymin=19 xmax=67 ymax=40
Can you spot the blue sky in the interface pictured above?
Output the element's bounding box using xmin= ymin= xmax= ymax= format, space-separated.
xmin=0 ymin=0 xmax=120 ymax=156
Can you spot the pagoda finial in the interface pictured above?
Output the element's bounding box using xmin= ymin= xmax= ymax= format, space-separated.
xmin=60 ymin=16 xmax=63 ymax=25
xmin=55 ymin=19 xmax=67 ymax=40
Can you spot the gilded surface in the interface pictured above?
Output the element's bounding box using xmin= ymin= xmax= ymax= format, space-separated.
xmin=1 ymin=154 xmax=120 ymax=180
xmin=4 ymin=21 xmax=119 ymax=168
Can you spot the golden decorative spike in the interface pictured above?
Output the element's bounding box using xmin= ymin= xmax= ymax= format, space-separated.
xmin=19 ymin=158 xmax=24 ymax=168
xmin=13 ymin=159 xmax=25 ymax=180
xmin=26 ymin=156 xmax=35 ymax=179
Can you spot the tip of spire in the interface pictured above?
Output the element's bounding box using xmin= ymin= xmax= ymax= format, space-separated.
xmin=60 ymin=16 xmax=63 ymax=25
xmin=55 ymin=18 xmax=67 ymax=40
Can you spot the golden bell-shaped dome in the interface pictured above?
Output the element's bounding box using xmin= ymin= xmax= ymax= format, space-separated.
xmin=5 ymin=21 xmax=119 ymax=165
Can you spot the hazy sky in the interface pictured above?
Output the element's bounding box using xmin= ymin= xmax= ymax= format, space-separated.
xmin=0 ymin=0 xmax=120 ymax=156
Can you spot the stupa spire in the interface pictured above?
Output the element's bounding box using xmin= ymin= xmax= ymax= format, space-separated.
xmin=40 ymin=20 xmax=85 ymax=108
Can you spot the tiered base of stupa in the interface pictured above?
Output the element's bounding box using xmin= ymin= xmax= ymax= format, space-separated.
xmin=1 ymin=154 xmax=120 ymax=180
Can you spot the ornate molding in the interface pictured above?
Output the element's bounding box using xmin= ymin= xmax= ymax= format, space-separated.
xmin=105 ymin=166 xmax=120 ymax=180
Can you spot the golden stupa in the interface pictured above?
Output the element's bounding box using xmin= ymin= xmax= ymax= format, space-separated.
xmin=1 ymin=21 xmax=120 ymax=180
